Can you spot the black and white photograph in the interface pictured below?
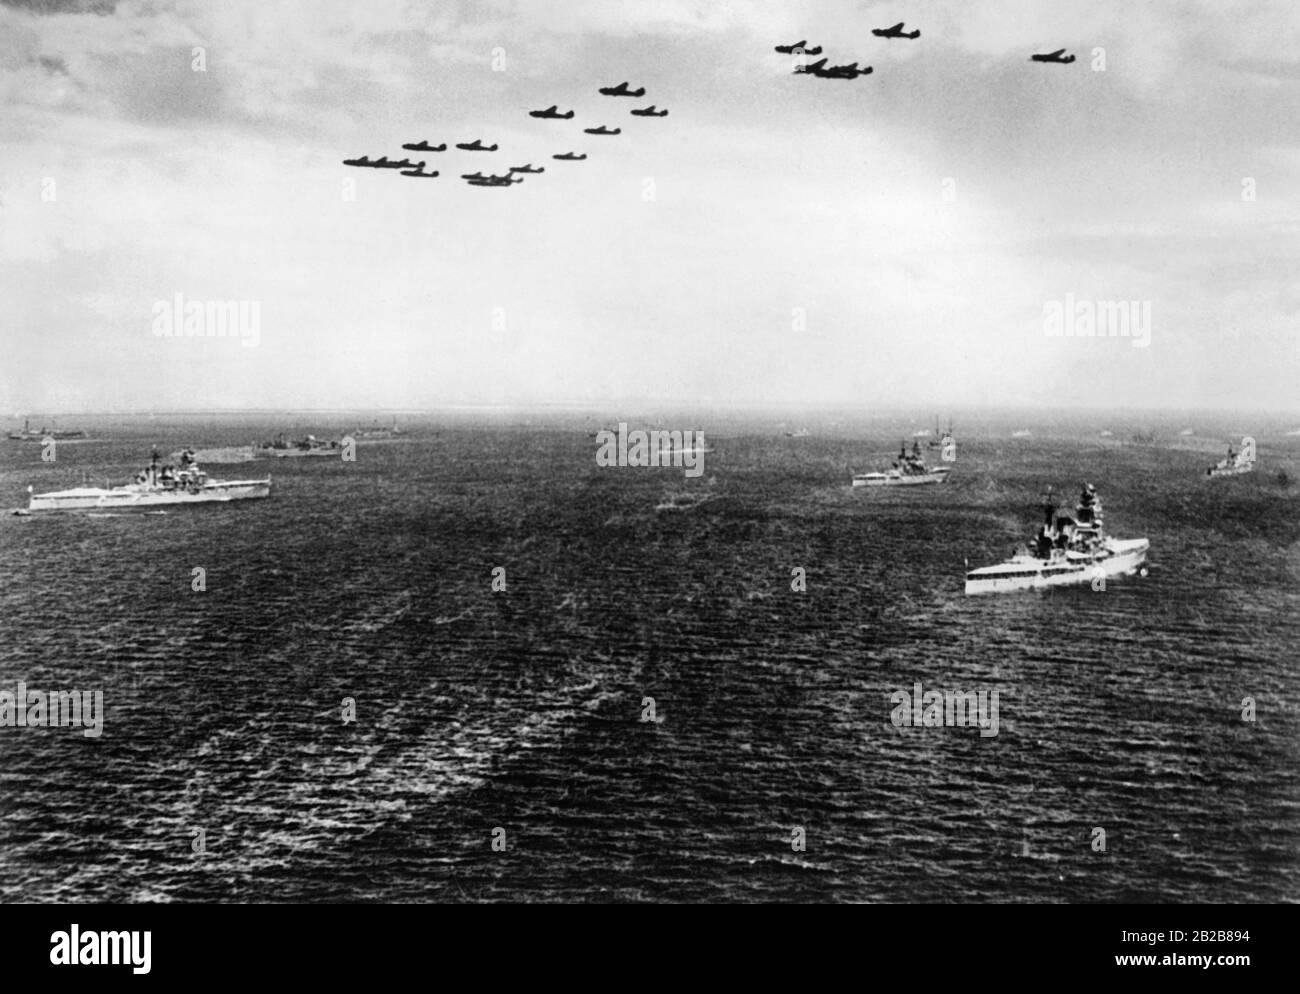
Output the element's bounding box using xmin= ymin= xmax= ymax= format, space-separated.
xmin=0 ymin=0 xmax=1295 ymax=957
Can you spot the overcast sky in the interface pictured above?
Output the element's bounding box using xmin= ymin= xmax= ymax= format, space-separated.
xmin=1 ymin=0 xmax=1297 ymax=413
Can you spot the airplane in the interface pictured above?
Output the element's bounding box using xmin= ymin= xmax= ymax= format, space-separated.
xmin=630 ymin=105 xmax=668 ymax=117
xmin=598 ymin=81 xmax=645 ymax=97
xmin=776 ymin=41 xmax=824 ymax=55
xmin=792 ymin=57 xmax=829 ymax=75
xmin=401 ymin=141 xmax=446 ymax=152
xmin=400 ymin=169 xmax=439 ymax=178
xmin=872 ymin=22 xmax=920 ymax=39
xmin=456 ymin=140 xmax=499 ymax=151
xmin=583 ymin=125 xmax=621 ymax=135
xmin=1030 ymin=49 xmax=1075 ymax=64
xmin=466 ymin=174 xmax=521 ymax=187
xmin=553 ymin=152 xmax=588 ymax=160
xmin=529 ymin=105 xmax=575 ymax=119
xmin=509 ymin=164 xmax=544 ymax=174
xmin=342 ymin=156 xmax=376 ymax=167
xmin=811 ymin=62 xmax=873 ymax=79
xmin=460 ymin=172 xmax=487 ymax=180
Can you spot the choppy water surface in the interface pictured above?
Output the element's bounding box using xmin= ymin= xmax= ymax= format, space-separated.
xmin=1 ymin=410 xmax=1297 ymax=902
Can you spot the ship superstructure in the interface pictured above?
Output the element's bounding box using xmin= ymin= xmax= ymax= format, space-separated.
xmin=1207 ymin=436 xmax=1255 ymax=477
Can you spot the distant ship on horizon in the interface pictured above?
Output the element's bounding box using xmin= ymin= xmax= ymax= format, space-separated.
xmin=928 ymin=418 xmax=956 ymax=455
xmin=353 ymin=417 xmax=406 ymax=439
xmin=256 ymin=434 xmax=341 ymax=458
xmin=8 ymin=418 xmax=86 ymax=441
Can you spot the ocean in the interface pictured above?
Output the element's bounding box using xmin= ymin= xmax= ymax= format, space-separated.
xmin=1 ymin=409 xmax=1297 ymax=902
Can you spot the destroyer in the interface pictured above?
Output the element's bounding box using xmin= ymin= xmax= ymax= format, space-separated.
xmin=965 ymin=484 xmax=1148 ymax=595
xmin=1207 ymin=436 xmax=1254 ymax=477
xmin=24 ymin=449 xmax=269 ymax=512
xmin=853 ymin=440 xmax=951 ymax=487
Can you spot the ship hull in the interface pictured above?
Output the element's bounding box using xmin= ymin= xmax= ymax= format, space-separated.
xmin=853 ymin=469 xmax=950 ymax=487
xmin=258 ymin=448 xmax=339 ymax=458
xmin=964 ymin=539 xmax=1148 ymax=596
xmin=28 ymin=479 xmax=271 ymax=512
xmin=1207 ymin=466 xmax=1253 ymax=478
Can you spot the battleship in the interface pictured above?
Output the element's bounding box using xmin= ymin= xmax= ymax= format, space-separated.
xmin=964 ymin=484 xmax=1148 ymax=595
xmin=22 ymin=449 xmax=270 ymax=512
xmin=853 ymin=440 xmax=952 ymax=487
xmin=1207 ymin=436 xmax=1255 ymax=477
xmin=8 ymin=418 xmax=86 ymax=441
xmin=256 ymin=434 xmax=341 ymax=458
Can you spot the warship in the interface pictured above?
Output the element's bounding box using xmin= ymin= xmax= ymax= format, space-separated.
xmin=170 ymin=445 xmax=257 ymax=464
xmin=1207 ymin=436 xmax=1255 ymax=477
xmin=352 ymin=417 xmax=405 ymax=440
xmin=964 ymin=483 xmax=1148 ymax=595
xmin=256 ymin=434 xmax=341 ymax=458
xmin=8 ymin=418 xmax=86 ymax=441
xmin=853 ymin=439 xmax=951 ymax=487
xmin=926 ymin=417 xmax=953 ymax=449
xmin=23 ymin=449 xmax=270 ymax=512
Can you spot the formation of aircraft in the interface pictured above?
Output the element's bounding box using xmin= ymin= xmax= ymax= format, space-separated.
xmin=342 ymin=156 xmax=425 ymax=169
xmin=598 ymin=81 xmax=646 ymax=97
xmin=342 ymin=76 xmax=670 ymax=192
xmin=1031 ymin=48 xmax=1075 ymax=64
xmin=775 ymin=24 xmax=1085 ymax=86
xmin=873 ymin=22 xmax=920 ymax=39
